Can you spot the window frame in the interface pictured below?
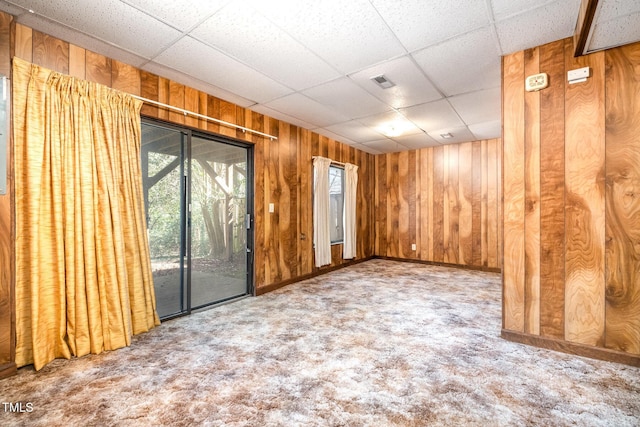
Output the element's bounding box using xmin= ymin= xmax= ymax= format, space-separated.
xmin=328 ymin=164 xmax=345 ymax=245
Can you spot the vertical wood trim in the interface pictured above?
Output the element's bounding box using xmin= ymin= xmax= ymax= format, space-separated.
xmin=539 ymin=39 xmax=566 ymax=339
xmin=564 ymin=39 xmax=606 ymax=346
xmin=408 ymin=150 xmax=417 ymax=258
xmin=433 ymin=146 xmax=445 ymax=262
xmin=447 ymin=144 xmax=460 ymax=264
xmin=503 ymin=52 xmax=526 ymax=332
xmin=427 ymin=148 xmax=434 ymax=261
xmin=252 ymin=113 xmax=265 ymax=289
xmin=481 ymin=139 xmax=489 ymax=266
xmin=487 ymin=139 xmax=499 ymax=269
xmin=472 ymin=141 xmax=482 ymax=266
xmin=524 ymin=48 xmax=541 ymax=335
xmin=398 ymin=151 xmax=410 ymax=258
xmin=459 ymin=142 xmax=473 ymax=266
xmin=388 ymin=153 xmax=400 ymax=258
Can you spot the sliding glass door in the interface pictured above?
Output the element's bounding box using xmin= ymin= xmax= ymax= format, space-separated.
xmin=141 ymin=121 xmax=252 ymax=319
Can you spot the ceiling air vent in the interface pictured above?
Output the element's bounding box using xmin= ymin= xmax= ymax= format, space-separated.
xmin=371 ymin=74 xmax=395 ymax=89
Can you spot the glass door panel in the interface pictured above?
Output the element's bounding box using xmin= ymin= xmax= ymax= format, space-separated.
xmin=142 ymin=124 xmax=185 ymax=318
xmin=190 ymin=136 xmax=248 ymax=308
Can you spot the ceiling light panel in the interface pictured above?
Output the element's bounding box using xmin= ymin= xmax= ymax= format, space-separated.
xmin=191 ymin=3 xmax=340 ymax=91
xmin=428 ymin=126 xmax=476 ymax=144
xmin=371 ymin=0 xmax=489 ymax=52
xmin=246 ymin=0 xmax=405 ymax=74
xmin=302 ymin=78 xmax=390 ymax=119
xmin=324 ymin=120 xmax=387 ymax=143
xmin=495 ymin=0 xmax=581 ymax=54
xmin=349 ymin=56 xmax=442 ymax=109
xmin=413 ymin=27 xmax=501 ymax=97
xmin=152 ymin=36 xmax=292 ymax=104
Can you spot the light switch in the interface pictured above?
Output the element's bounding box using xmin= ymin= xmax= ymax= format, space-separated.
xmin=269 ymin=203 xmax=274 ymax=213
xmin=411 ymin=243 xmax=416 ymax=251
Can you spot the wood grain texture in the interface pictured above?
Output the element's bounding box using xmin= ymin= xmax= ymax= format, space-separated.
xmin=68 ymin=45 xmax=85 ymax=79
xmin=564 ymin=39 xmax=606 ymax=347
xmin=446 ymin=144 xmax=460 ymax=264
xmin=32 ymin=30 xmax=68 ymax=73
xmin=112 ymin=61 xmax=140 ymax=95
xmin=433 ymin=146 xmax=445 ymax=263
xmin=503 ymin=51 xmax=526 ymax=332
xmin=524 ymin=47 xmax=541 ymax=335
xmin=0 ymin=12 xmax=14 ymax=375
xmin=539 ymin=39 xmax=566 ymax=339
xmin=472 ymin=141 xmax=482 ymax=266
xmin=458 ymin=142 xmax=473 ymax=265
xmin=85 ymin=50 xmax=111 ymax=86
xmin=487 ymin=139 xmax=499 ymax=269
xmin=14 ymin=24 xmax=32 ymax=62
xmin=481 ymin=140 xmax=488 ymax=266
xmin=604 ymin=42 xmax=640 ymax=355
xmin=387 ymin=153 xmax=400 ymax=258
xmin=398 ymin=151 xmax=410 ymax=258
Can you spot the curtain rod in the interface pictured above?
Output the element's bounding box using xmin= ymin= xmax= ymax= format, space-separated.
xmin=312 ymin=155 xmax=346 ymax=167
xmin=131 ymin=95 xmax=278 ymax=140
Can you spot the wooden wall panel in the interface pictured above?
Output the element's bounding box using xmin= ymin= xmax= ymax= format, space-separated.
xmin=374 ymin=140 xmax=502 ymax=271
xmin=502 ymin=51 xmax=526 ymax=332
xmin=538 ymin=39 xmax=566 ymax=339
xmin=502 ymin=37 xmax=640 ymax=362
xmin=563 ymin=40 xmax=606 ymax=347
xmin=68 ymin=45 xmax=85 ymax=79
xmin=524 ymin=47 xmax=541 ymax=335
xmin=32 ymin=30 xmax=68 ymax=74
xmin=85 ymin=51 xmax=111 ymax=86
xmin=0 ymin=12 xmax=15 ymax=377
xmin=604 ymin=43 xmax=640 ymax=354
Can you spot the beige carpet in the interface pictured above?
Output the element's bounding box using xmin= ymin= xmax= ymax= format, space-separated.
xmin=1 ymin=259 xmax=638 ymax=426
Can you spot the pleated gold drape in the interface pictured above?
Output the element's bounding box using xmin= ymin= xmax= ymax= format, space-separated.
xmin=12 ymin=57 xmax=160 ymax=370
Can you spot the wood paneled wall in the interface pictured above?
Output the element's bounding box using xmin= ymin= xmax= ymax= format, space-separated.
xmin=375 ymin=140 xmax=502 ymax=271
xmin=0 ymin=12 xmax=15 ymax=378
xmin=5 ymin=21 xmax=375 ymax=294
xmin=502 ymin=37 xmax=640 ymax=363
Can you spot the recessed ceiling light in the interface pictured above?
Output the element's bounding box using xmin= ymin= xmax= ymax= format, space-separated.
xmin=370 ymin=74 xmax=395 ymax=89
xmin=440 ymin=133 xmax=454 ymax=139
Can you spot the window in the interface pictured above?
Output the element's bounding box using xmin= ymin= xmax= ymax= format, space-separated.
xmin=329 ymin=165 xmax=345 ymax=244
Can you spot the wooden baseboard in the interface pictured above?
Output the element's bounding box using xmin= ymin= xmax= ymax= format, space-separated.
xmin=502 ymin=329 xmax=640 ymax=367
xmin=255 ymin=256 xmax=374 ymax=296
xmin=0 ymin=362 xmax=16 ymax=380
xmin=376 ymin=256 xmax=502 ymax=273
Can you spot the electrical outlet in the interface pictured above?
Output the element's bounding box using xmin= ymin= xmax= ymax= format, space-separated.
xmin=269 ymin=203 xmax=274 ymax=213
xmin=411 ymin=243 xmax=416 ymax=251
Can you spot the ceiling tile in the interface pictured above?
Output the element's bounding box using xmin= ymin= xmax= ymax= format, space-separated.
xmin=302 ymin=78 xmax=390 ymax=119
xmin=427 ymin=126 xmax=476 ymax=144
xmin=448 ymin=87 xmax=501 ymax=125
xmin=412 ymin=27 xmax=501 ymax=96
xmin=124 ymin=0 xmax=229 ymax=30
xmin=349 ymin=55 xmax=442 ymax=109
xmin=152 ymin=37 xmax=292 ymax=104
xmin=250 ymin=104 xmax=316 ymax=130
xmin=358 ymin=110 xmax=423 ymax=138
xmin=469 ymin=120 xmax=502 ymax=141
xmin=17 ymin=0 xmax=182 ymax=58
xmin=313 ymin=128 xmax=359 ymax=146
xmin=371 ymin=0 xmax=490 ymax=52
xmin=392 ymin=133 xmax=440 ymax=149
xmin=191 ymin=2 xmax=340 ymax=90
xmin=261 ymin=93 xmax=349 ymax=128
xmin=491 ymin=0 xmax=547 ymax=21
xmin=353 ymin=143 xmax=383 ymax=155
xmin=595 ymin=0 xmax=640 ymax=21
xmin=589 ymin=12 xmax=640 ymax=51
xmin=495 ymin=0 xmax=581 ymax=54
xmin=400 ymin=99 xmax=464 ymax=133
xmin=15 ymin=13 xmax=150 ymax=68
xmin=324 ymin=120 xmax=386 ymax=143
xmin=141 ymin=61 xmax=254 ymax=108
xmin=247 ymin=0 xmax=405 ymax=74
xmin=361 ymin=139 xmax=405 ymax=154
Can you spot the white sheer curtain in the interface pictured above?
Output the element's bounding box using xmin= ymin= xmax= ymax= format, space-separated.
xmin=313 ymin=156 xmax=332 ymax=267
xmin=343 ymin=163 xmax=358 ymax=259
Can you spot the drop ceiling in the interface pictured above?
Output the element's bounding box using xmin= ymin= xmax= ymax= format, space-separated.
xmin=1 ymin=0 xmax=639 ymax=154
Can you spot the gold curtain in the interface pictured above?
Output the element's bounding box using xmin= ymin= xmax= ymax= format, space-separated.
xmin=12 ymin=57 xmax=160 ymax=370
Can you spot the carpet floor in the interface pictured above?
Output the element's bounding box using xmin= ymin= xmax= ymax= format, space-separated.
xmin=1 ymin=259 xmax=638 ymax=426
